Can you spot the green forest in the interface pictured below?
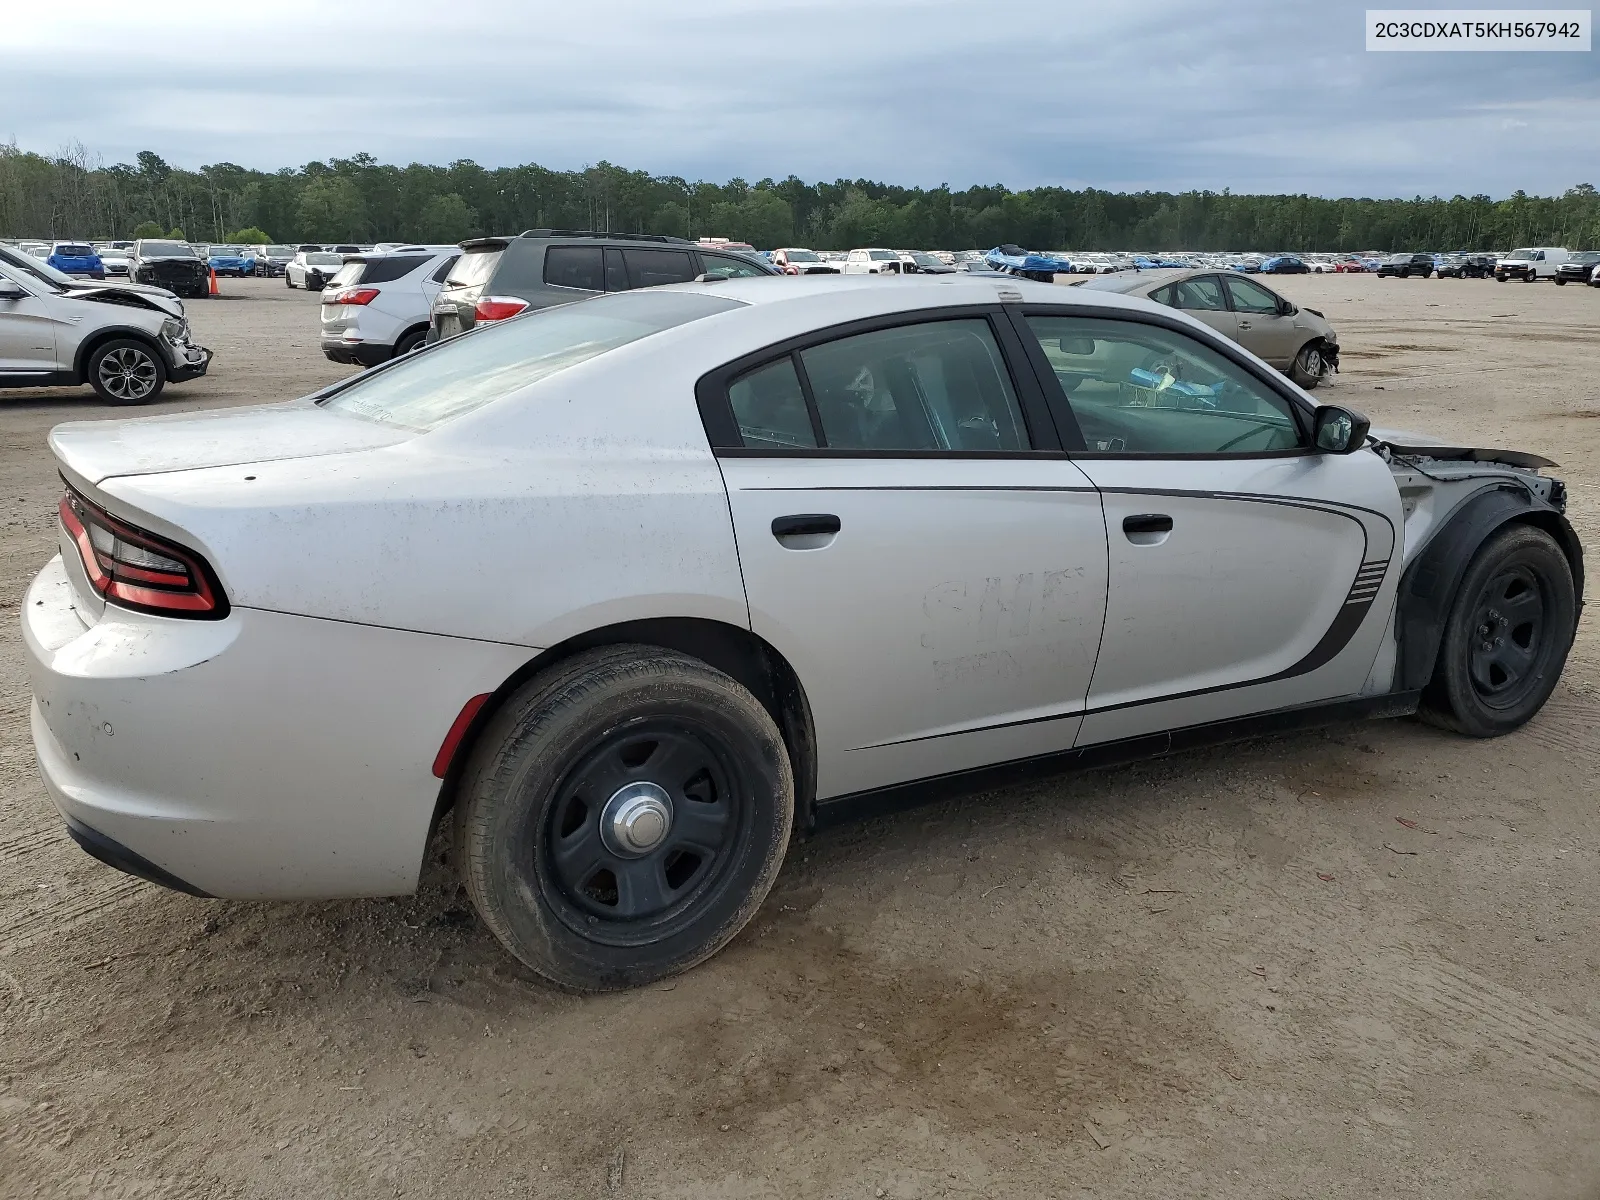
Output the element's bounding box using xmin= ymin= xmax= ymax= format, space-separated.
xmin=3 ymin=141 xmax=1597 ymax=252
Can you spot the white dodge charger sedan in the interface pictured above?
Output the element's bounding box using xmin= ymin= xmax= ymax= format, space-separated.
xmin=24 ymin=276 xmax=1581 ymax=990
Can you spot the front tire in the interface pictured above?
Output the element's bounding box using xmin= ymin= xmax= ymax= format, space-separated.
xmin=393 ymin=328 xmax=427 ymax=357
xmin=1289 ymin=342 xmax=1326 ymax=388
xmin=87 ymin=338 xmax=166 ymax=405
xmin=1418 ymin=525 xmax=1576 ymax=737
xmin=456 ymin=646 xmax=794 ymax=992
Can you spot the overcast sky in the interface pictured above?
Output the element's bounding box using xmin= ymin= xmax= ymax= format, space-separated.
xmin=5 ymin=0 xmax=1596 ymax=197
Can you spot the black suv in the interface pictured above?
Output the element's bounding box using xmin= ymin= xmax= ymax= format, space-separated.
xmin=1555 ymin=250 xmax=1600 ymax=286
xmin=128 ymin=240 xmax=210 ymax=298
xmin=1375 ymin=253 xmax=1435 ymax=279
xmin=427 ymin=230 xmax=779 ymax=343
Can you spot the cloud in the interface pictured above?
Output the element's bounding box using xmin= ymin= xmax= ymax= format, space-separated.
xmin=2 ymin=0 xmax=1595 ymax=196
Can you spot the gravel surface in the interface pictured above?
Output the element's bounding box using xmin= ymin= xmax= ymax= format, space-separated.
xmin=1 ymin=275 xmax=1597 ymax=1199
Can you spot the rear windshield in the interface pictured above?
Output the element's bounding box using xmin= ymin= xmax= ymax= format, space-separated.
xmin=326 ymin=263 xmax=365 ymax=288
xmin=141 ymin=241 xmax=194 ymax=257
xmin=445 ymin=247 xmax=502 ymax=289
xmin=54 ymin=244 xmax=93 ymax=257
xmin=307 ymin=253 xmax=343 ymax=266
xmin=319 ymin=290 xmax=743 ymax=433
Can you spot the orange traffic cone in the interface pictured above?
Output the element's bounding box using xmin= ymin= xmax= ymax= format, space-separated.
xmin=208 ymin=267 xmax=219 ymax=296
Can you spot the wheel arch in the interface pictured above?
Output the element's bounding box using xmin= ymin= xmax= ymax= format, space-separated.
xmin=430 ymin=616 xmax=818 ymax=840
xmin=1395 ymin=484 xmax=1584 ymax=691
xmin=72 ymin=325 xmax=167 ymax=385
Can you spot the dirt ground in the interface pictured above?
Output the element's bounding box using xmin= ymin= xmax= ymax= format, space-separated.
xmin=1 ymin=274 xmax=1598 ymax=1199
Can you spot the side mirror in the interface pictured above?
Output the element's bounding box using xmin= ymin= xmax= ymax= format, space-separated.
xmin=0 ymin=282 xmax=27 ymax=301
xmin=1313 ymin=405 xmax=1370 ymax=454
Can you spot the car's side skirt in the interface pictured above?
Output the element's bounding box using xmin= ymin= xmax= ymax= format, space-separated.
xmin=809 ymin=690 xmax=1421 ymax=831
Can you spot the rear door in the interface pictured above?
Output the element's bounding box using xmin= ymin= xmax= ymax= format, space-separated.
xmin=1222 ymin=275 xmax=1300 ymax=367
xmin=703 ymin=308 xmax=1110 ymax=800
xmin=1012 ymin=306 xmax=1401 ymax=747
xmin=1152 ymin=274 xmax=1237 ymax=342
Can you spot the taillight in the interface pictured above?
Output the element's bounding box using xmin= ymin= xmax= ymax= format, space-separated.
xmin=324 ymin=287 xmax=379 ymax=306
xmin=58 ymin=487 xmax=227 ymax=619
xmin=474 ymin=295 xmax=529 ymax=322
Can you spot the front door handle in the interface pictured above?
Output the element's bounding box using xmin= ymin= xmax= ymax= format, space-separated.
xmin=1237 ymin=320 xmax=1253 ymax=330
xmin=1122 ymin=514 xmax=1173 ymax=536
xmin=772 ymin=513 xmax=841 ymax=539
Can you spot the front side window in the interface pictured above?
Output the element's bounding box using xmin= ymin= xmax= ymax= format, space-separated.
xmin=544 ymin=246 xmax=604 ymax=291
xmin=623 ymin=249 xmax=696 ymax=288
xmin=1223 ymin=276 xmax=1282 ymax=315
xmin=321 ymin=290 xmax=743 ymax=432
xmin=1024 ymin=314 xmax=1304 ymax=456
xmin=780 ymin=318 xmax=1029 ymax=452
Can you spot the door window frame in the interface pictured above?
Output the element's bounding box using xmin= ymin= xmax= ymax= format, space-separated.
xmin=1002 ymin=304 xmax=1317 ymax=459
xmin=695 ymin=305 xmax=1064 ymax=458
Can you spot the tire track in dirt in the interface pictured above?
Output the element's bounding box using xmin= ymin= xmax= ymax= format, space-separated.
xmin=0 ymin=876 xmax=146 ymax=955
xmin=0 ymin=824 xmax=64 ymax=864
xmin=1382 ymin=953 xmax=1600 ymax=1095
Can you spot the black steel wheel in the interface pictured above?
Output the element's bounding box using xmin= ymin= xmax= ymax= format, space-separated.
xmin=87 ymin=338 xmax=166 ymax=405
xmin=456 ymin=645 xmax=794 ymax=991
xmin=1420 ymin=525 xmax=1577 ymax=737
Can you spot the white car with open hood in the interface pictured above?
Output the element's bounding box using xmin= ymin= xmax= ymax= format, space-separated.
xmin=23 ymin=276 xmax=1582 ymax=991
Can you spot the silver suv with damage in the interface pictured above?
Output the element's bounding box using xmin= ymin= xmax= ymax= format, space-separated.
xmin=0 ymin=257 xmax=211 ymax=404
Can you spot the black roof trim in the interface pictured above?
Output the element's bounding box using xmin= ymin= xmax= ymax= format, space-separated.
xmin=517 ymin=228 xmax=694 ymax=245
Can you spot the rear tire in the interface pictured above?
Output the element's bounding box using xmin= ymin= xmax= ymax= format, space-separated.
xmin=87 ymin=338 xmax=166 ymax=405
xmin=1418 ymin=525 xmax=1576 ymax=737
xmin=455 ymin=646 xmax=794 ymax=992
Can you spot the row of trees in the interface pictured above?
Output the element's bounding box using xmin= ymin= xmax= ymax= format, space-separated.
xmin=3 ymin=141 xmax=1598 ymax=252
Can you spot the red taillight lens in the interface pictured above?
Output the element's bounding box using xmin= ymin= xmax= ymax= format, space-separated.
xmin=324 ymin=287 xmax=379 ymax=306
xmin=473 ymin=295 xmax=529 ymax=322
xmin=58 ymin=488 xmax=227 ymax=619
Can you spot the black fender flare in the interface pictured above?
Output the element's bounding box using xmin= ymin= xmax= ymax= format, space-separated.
xmin=1395 ymin=483 xmax=1584 ymax=690
xmin=72 ymin=325 xmax=169 ymax=385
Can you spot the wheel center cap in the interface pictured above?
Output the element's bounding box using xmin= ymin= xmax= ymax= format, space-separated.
xmin=600 ymin=782 xmax=673 ymax=857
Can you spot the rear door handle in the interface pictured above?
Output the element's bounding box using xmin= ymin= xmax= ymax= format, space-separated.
xmin=1122 ymin=514 xmax=1173 ymax=535
xmin=1236 ymin=320 xmax=1253 ymax=330
xmin=772 ymin=513 xmax=841 ymax=539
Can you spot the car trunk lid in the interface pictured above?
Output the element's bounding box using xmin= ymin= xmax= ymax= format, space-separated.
xmin=49 ymin=399 xmax=414 ymax=486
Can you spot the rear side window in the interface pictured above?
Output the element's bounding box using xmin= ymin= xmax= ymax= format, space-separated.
xmin=700 ymin=253 xmax=769 ymax=279
xmin=623 ymin=249 xmax=696 ymax=288
xmin=728 ymin=359 xmax=817 ymax=449
xmin=355 ymin=255 xmax=430 ymax=284
xmin=320 ymin=291 xmax=744 ymax=432
xmin=544 ymin=246 xmax=604 ymax=291
xmin=445 ymin=248 xmax=502 ymax=289
xmin=798 ymin=320 xmax=1028 ymax=452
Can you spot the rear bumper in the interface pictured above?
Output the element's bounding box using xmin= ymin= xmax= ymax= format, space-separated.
xmin=320 ymin=338 xmax=391 ymax=367
xmin=24 ymin=555 xmax=530 ymax=899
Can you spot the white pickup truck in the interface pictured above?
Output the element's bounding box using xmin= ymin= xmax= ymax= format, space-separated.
xmin=841 ymin=248 xmax=905 ymax=274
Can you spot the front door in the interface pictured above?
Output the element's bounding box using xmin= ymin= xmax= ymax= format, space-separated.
xmin=1014 ymin=307 xmax=1403 ymax=747
xmin=0 ymin=271 xmax=59 ymax=375
xmin=1222 ymin=274 xmax=1301 ymax=368
xmin=703 ymin=311 xmax=1111 ymax=799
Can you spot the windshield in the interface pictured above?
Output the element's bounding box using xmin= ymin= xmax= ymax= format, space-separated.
xmin=320 ymin=290 xmax=743 ymax=433
xmin=783 ymin=249 xmax=821 ymax=262
xmin=912 ymin=253 xmax=943 ymax=266
xmin=265 ymin=245 xmax=293 ymax=256
xmin=1507 ymin=248 xmax=1535 ymax=259
xmin=141 ymin=241 xmax=194 ymax=258
xmin=307 ymin=253 xmax=343 ymax=266
xmin=211 ymin=246 xmax=242 ymax=256
xmin=1569 ymin=251 xmax=1600 ymax=264
xmin=0 ymin=245 xmax=73 ymax=287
